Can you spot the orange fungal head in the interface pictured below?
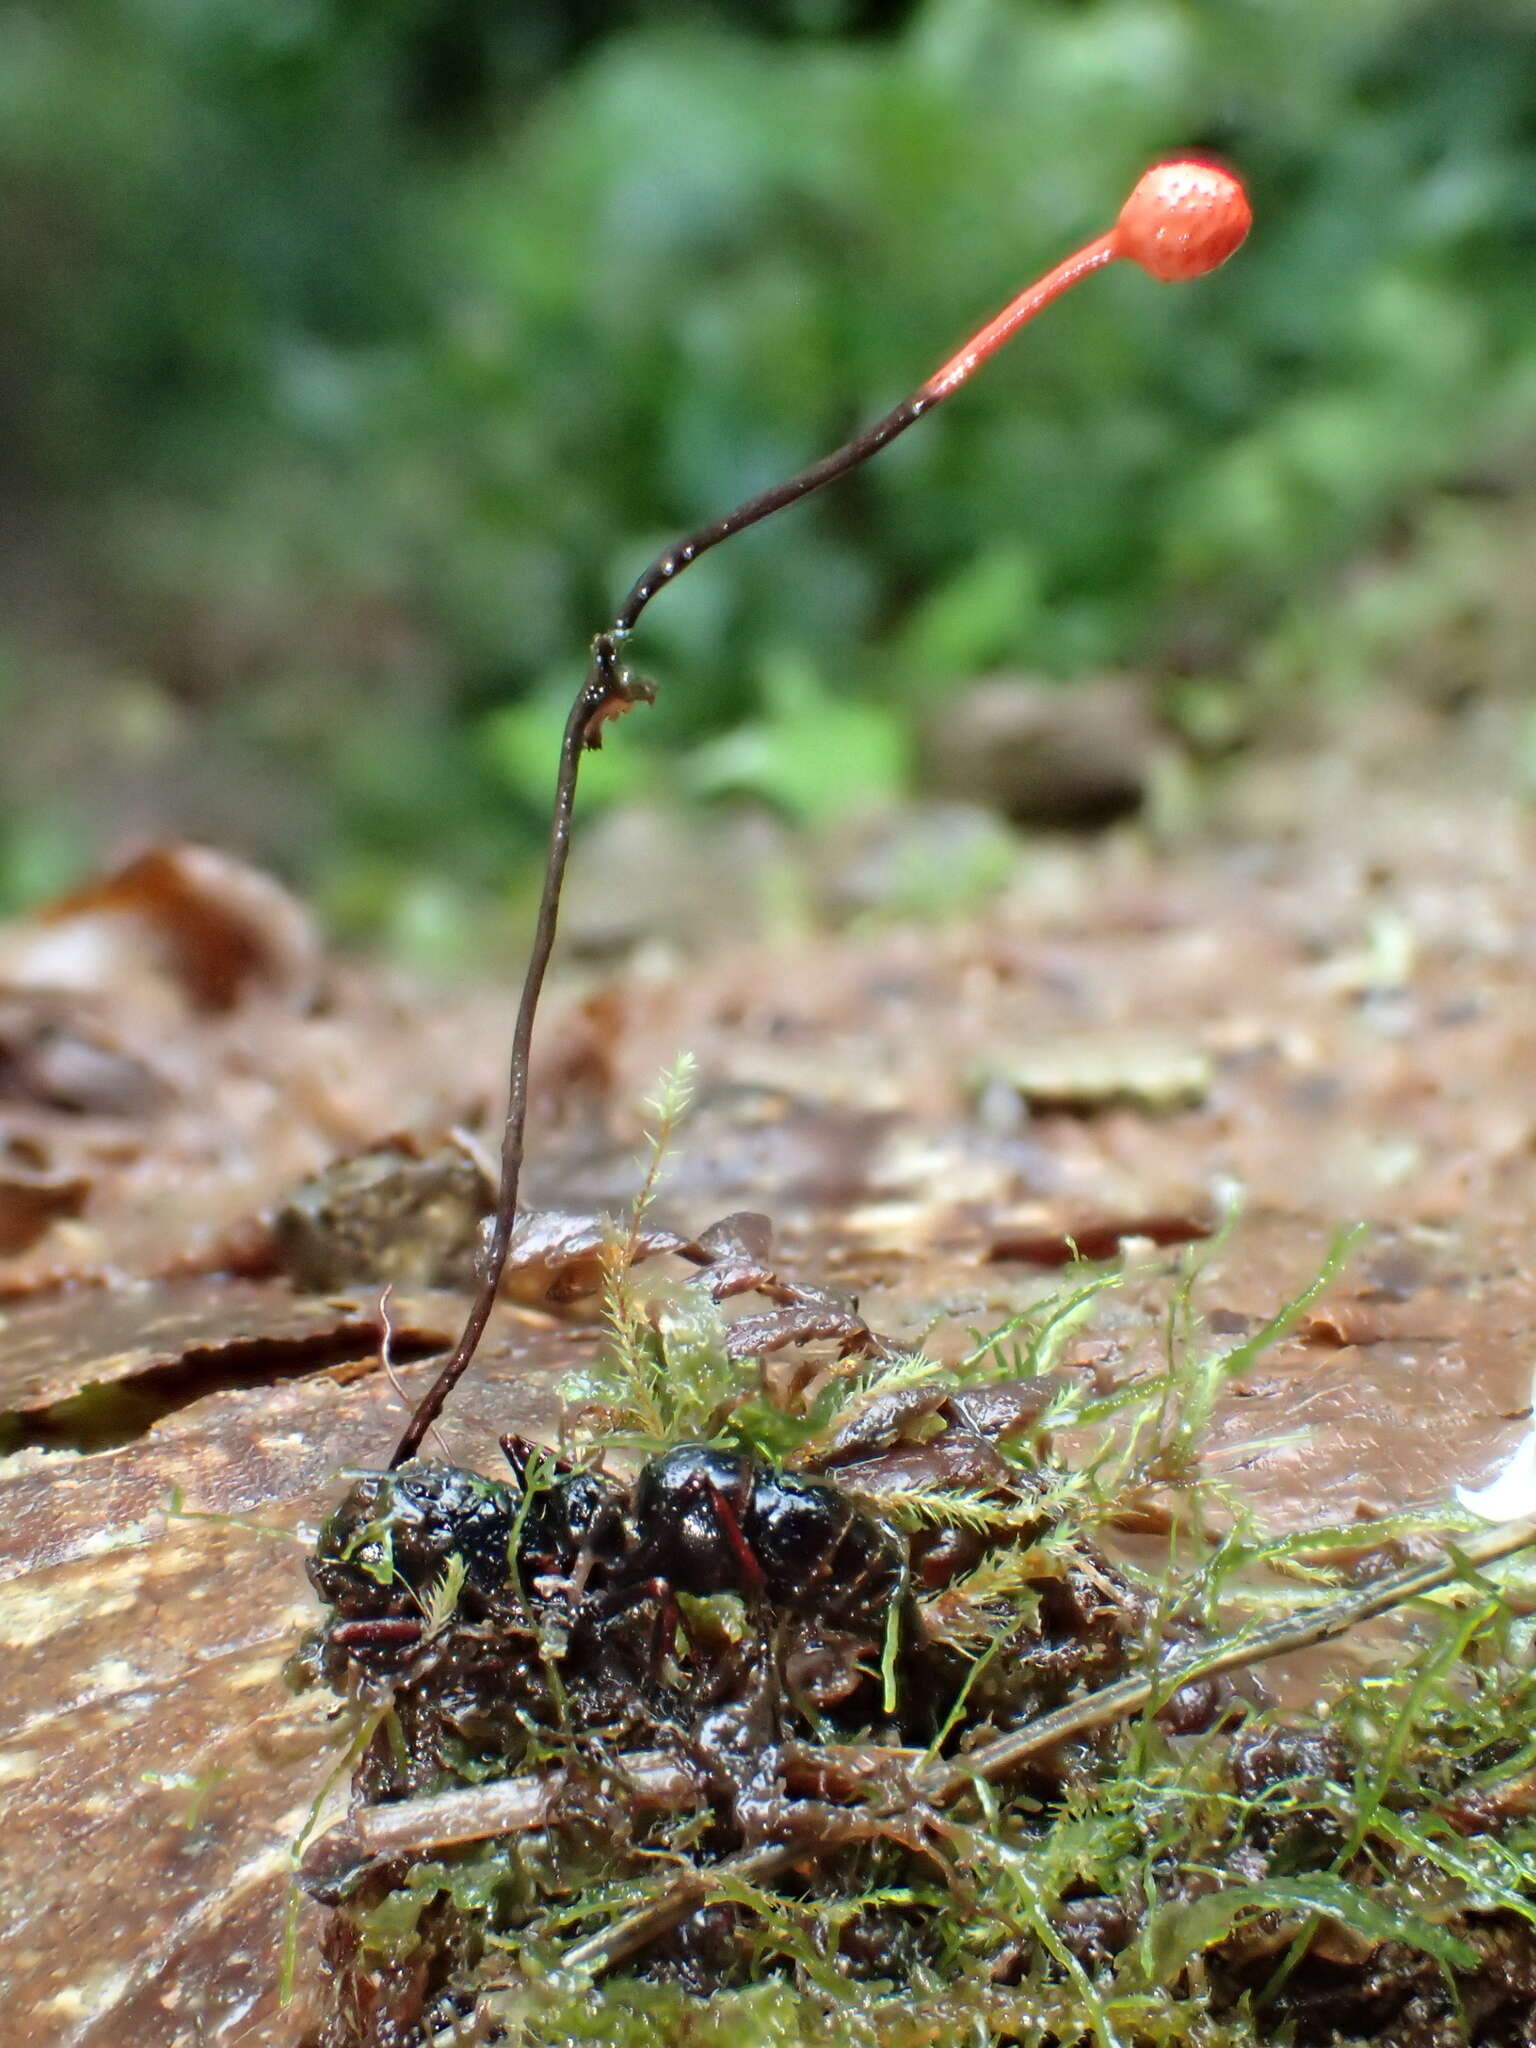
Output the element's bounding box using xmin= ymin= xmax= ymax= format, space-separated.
xmin=1113 ymin=159 xmax=1251 ymax=283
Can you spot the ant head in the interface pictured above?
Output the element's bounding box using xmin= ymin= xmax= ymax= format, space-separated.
xmin=1113 ymin=159 xmax=1251 ymax=282
xmin=633 ymin=1444 xmax=759 ymax=1596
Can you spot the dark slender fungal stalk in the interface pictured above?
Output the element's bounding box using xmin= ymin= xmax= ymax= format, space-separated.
xmin=390 ymin=640 xmax=647 ymax=1464
xmin=391 ymin=159 xmax=1251 ymax=1466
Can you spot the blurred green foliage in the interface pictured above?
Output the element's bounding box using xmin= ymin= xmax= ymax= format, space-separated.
xmin=1 ymin=0 xmax=1533 ymax=939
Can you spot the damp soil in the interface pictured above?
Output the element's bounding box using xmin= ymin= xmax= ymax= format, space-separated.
xmin=2 ymin=703 xmax=1535 ymax=2044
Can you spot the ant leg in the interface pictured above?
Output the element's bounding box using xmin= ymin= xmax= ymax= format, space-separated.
xmin=696 ymin=1475 xmax=767 ymax=1603
xmin=643 ymin=1579 xmax=683 ymax=1682
xmin=673 ymin=1476 xmax=783 ymax=1740
xmin=532 ymin=1544 xmax=607 ymax=1660
xmin=631 ymin=1468 xmax=766 ymax=1603
xmin=499 ymin=1434 xmax=532 ymax=1485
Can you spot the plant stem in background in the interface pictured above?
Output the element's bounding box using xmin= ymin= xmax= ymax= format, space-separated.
xmin=391 ymin=159 xmax=1252 ymax=1466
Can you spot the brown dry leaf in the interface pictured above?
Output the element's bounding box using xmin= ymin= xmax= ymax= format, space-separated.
xmin=497 ymin=1210 xmax=704 ymax=1305
xmin=985 ymin=1209 xmax=1213 ymax=1266
xmin=0 ymin=848 xmax=511 ymax=1300
xmin=0 ymin=1154 xmax=91 ymax=1257
xmin=14 ymin=843 xmax=322 ymax=1015
xmin=0 ymin=1278 xmax=466 ymax=1441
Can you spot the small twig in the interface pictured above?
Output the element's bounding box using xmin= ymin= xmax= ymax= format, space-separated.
xmin=560 ymin=1838 xmax=807 ymax=1979
xmin=917 ymin=1509 xmax=1536 ymax=1805
xmin=300 ymin=1749 xmax=700 ymax=1895
xmin=375 ymin=1286 xmax=451 ymax=1464
xmin=559 ymin=1512 xmax=1536 ymax=1978
xmin=301 ymin=1738 xmax=920 ymax=1896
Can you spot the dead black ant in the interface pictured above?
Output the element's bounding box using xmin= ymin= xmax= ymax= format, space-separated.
xmin=629 ymin=1443 xmax=906 ymax=1641
xmin=295 ymin=159 xmax=1258 ymax=2013
xmin=306 ymin=1438 xmax=906 ymax=1681
xmin=309 ymin=1459 xmax=515 ymax=1655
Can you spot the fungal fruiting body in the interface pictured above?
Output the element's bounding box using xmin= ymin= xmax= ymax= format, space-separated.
xmin=1113 ymin=158 xmax=1252 ymax=282
xmin=390 ymin=156 xmax=1252 ymax=1469
xmin=924 ymin=157 xmax=1250 ymax=400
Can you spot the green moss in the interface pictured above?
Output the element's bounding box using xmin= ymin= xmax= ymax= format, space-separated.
xmin=301 ymin=1223 xmax=1536 ymax=2044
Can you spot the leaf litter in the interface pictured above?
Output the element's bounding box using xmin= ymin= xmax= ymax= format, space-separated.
xmin=6 ymin=711 xmax=1536 ymax=2044
xmin=290 ymin=1187 xmax=1536 ymax=2047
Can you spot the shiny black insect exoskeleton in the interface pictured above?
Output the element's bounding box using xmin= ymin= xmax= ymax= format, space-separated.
xmin=500 ymin=1435 xmax=627 ymax=1601
xmin=309 ymin=1459 xmax=514 ymax=1646
xmin=306 ymin=1441 xmax=905 ymax=1669
xmin=629 ymin=1443 xmax=905 ymax=1639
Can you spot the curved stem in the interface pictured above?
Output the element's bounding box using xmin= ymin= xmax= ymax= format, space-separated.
xmin=923 ymin=233 xmax=1115 ymax=400
xmin=612 ymin=388 xmax=937 ymax=639
xmin=391 ymin=238 xmax=1125 ymax=1463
